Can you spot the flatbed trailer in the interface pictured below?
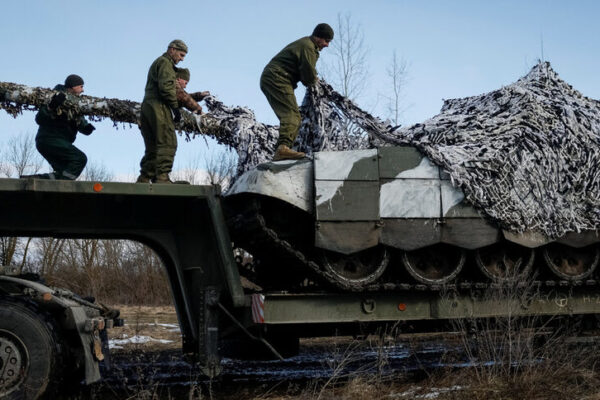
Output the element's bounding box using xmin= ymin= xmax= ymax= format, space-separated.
xmin=1 ymin=178 xmax=600 ymax=398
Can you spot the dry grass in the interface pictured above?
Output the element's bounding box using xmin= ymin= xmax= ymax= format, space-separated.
xmin=108 ymin=305 xmax=181 ymax=353
xmin=100 ymin=297 xmax=600 ymax=400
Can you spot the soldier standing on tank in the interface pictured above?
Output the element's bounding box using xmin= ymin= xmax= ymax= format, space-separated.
xmin=137 ymin=39 xmax=188 ymax=184
xmin=27 ymin=74 xmax=95 ymax=180
xmin=260 ymin=23 xmax=334 ymax=161
xmin=175 ymin=68 xmax=210 ymax=115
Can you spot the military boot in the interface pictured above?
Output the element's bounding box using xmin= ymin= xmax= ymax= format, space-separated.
xmin=273 ymin=145 xmax=306 ymax=161
xmin=20 ymin=173 xmax=56 ymax=180
xmin=154 ymin=173 xmax=174 ymax=184
xmin=154 ymin=173 xmax=190 ymax=185
xmin=135 ymin=173 xmax=152 ymax=183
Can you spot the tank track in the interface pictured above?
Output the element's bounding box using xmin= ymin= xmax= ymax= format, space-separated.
xmin=229 ymin=200 xmax=599 ymax=293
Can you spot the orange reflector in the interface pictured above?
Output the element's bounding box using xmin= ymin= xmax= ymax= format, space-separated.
xmin=93 ymin=183 xmax=103 ymax=192
xmin=42 ymin=292 xmax=52 ymax=301
xmin=398 ymin=303 xmax=407 ymax=311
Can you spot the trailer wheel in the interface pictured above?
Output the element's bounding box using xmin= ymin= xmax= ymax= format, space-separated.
xmin=0 ymin=299 xmax=62 ymax=400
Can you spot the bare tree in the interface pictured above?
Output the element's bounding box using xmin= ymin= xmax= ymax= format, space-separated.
xmin=4 ymin=133 xmax=43 ymax=177
xmin=322 ymin=12 xmax=370 ymax=102
xmin=172 ymin=150 xmax=237 ymax=190
xmin=80 ymin=161 xmax=113 ymax=181
xmin=204 ymin=149 xmax=237 ymax=191
xmin=0 ymin=134 xmax=42 ymax=269
xmin=171 ymin=157 xmax=209 ymax=185
xmin=316 ymin=13 xmax=374 ymax=148
xmin=36 ymin=237 xmax=65 ymax=276
xmin=385 ymin=51 xmax=409 ymax=127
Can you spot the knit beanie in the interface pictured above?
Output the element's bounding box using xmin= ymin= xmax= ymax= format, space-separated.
xmin=176 ymin=68 xmax=190 ymax=81
xmin=169 ymin=39 xmax=188 ymax=53
xmin=312 ymin=23 xmax=334 ymax=40
xmin=64 ymin=74 xmax=84 ymax=88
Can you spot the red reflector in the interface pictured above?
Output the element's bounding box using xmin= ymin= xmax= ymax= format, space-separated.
xmin=93 ymin=183 xmax=103 ymax=192
xmin=398 ymin=303 xmax=407 ymax=311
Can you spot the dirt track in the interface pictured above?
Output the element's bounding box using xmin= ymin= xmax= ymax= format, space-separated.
xmin=86 ymin=306 xmax=462 ymax=398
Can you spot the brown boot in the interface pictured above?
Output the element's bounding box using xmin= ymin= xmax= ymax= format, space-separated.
xmin=136 ymin=173 xmax=152 ymax=183
xmin=154 ymin=173 xmax=173 ymax=184
xmin=273 ymin=145 xmax=305 ymax=161
xmin=155 ymin=174 xmax=190 ymax=184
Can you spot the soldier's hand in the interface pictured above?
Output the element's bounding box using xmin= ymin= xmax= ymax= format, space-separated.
xmin=49 ymin=92 xmax=67 ymax=109
xmin=193 ymin=106 xmax=203 ymax=115
xmin=172 ymin=108 xmax=182 ymax=123
xmin=81 ymin=124 xmax=95 ymax=135
xmin=190 ymin=91 xmax=210 ymax=101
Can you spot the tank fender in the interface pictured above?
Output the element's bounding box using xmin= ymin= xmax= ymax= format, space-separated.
xmin=226 ymin=159 xmax=314 ymax=213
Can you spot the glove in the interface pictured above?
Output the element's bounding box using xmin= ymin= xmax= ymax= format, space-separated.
xmin=80 ymin=124 xmax=96 ymax=135
xmin=48 ymin=92 xmax=66 ymax=109
xmin=190 ymin=91 xmax=210 ymax=101
xmin=172 ymin=108 xmax=181 ymax=123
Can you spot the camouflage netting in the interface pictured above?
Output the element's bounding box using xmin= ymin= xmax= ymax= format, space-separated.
xmin=302 ymin=62 xmax=600 ymax=239
xmin=2 ymin=62 xmax=600 ymax=237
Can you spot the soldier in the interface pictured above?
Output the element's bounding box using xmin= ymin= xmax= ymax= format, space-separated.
xmin=175 ymin=68 xmax=210 ymax=114
xmin=30 ymin=74 xmax=95 ymax=180
xmin=260 ymin=23 xmax=334 ymax=161
xmin=137 ymin=39 xmax=188 ymax=184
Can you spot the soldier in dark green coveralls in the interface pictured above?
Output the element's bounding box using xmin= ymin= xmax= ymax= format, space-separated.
xmin=137 ymin=39 xmax=188 ymax=184
xmin=261 ymin=23 xmax=334 ymax=161
xmin=30 ymin=74 xmax=95 ymax=180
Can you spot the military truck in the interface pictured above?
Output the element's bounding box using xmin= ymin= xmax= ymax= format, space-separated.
xmin=2 ymin=146 xmax=600 ymax=399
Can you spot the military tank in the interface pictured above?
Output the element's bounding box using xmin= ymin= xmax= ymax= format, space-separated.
xmin=224 ymin=146 xmax=600 ymax=292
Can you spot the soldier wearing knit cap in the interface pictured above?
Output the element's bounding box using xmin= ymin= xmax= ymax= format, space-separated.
xmin=26 ymin=74 xmax=95 ymax=180
xmin=137 ymin=39 xmax=189 ymax=184
xmin=260 ymin=23 xmax=334 ymax=161
xmin=169 ymin=39 xmax=188 ymax=53
xmin=174 ymin=67 xmax=210 ymax=115
xmin=64 ymin=74 xmax=84 ymax=88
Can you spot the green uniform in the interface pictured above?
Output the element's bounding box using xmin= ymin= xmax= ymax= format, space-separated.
xmin=35 ymin=84 xmax=94 ymax=180
xmin=139 ymin=53 xmax=179 ymax=179
xmin=260 ymin=36 xmax=319 ymax=148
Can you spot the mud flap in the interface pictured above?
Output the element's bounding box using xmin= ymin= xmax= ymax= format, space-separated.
xmin=99 ymin=328 xmax=111 ymax=371
xmin=198 ymin=287 xmax=222 ymax=377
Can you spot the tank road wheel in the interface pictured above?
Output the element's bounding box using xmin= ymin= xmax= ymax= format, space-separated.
xmin=543 ymin=243 xmax=600 ymax=281
xmin=321 ymin=247 xmax=389 ymax=288
xmin=0 ymin=299 xmax=62 ymax=400
xmin=402 ymin=244 xmax=466 ymax=285
xmin=475 ymin=243 xmax=535 ymax=282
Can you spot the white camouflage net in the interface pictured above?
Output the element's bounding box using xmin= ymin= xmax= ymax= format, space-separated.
xmin=3 ymin=62 xmax=598 ymax=238
xmin=295 ymin=62 xmax=600 ymax=238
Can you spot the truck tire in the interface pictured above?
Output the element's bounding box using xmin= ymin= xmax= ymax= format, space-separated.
xmin=0 ymin=299 xmax=63 ymax=400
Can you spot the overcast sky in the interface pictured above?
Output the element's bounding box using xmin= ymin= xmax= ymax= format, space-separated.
xmin=1 ymin=0 xmax=599 ymax=180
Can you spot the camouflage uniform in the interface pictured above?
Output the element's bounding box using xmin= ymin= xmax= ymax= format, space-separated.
xmin=260 ymin=36 xmax=319 ymax=148
xmin=35 ymin=84 xmax=94 ymax=180
xmin=139 ymin=53 xmax=179 ymax=180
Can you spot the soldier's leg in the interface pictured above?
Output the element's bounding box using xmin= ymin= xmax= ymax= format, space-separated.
xmin=36 ymin=137 xmax=69 ymax=174
xmin=260 ymin=80 xmax=300 ymax=148
xmin=155 ymin=105 xmax=177 ymax=177
xmin=35 ymin=137 xmax=86 ymax=180
xmin=139 ymin=102 xmax=158 ymax=180
xmin=61 ymin=145 xmax=87 ymax=180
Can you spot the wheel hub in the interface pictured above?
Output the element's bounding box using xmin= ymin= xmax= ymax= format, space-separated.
xmin=322 ymin=247 xmax=389 ymax=287
xmin=0 ymin=330 xmax=27 ymax=396
xmin=543 ymin=244 xmax=600 ymax=280
xmin=402 ymin=244 xmax=466 ymax=285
